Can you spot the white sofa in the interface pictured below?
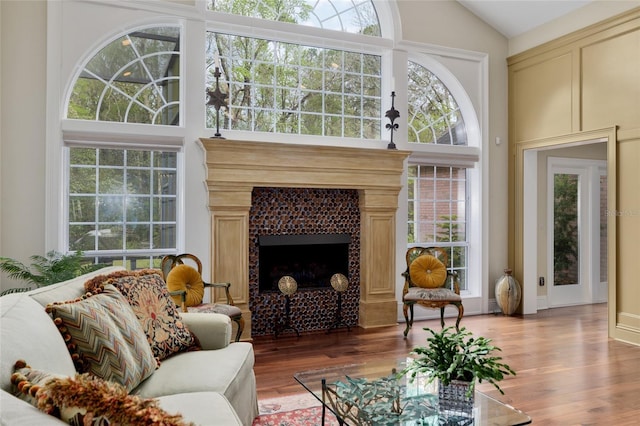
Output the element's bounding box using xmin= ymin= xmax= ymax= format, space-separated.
xmin=0 ymin=266 xmax=258 ymax=425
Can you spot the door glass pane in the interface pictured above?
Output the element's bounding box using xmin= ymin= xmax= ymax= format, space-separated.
xmin=553 ymin=173 xmax=579 ymax=286
xmin=599 ymin=175 xmax=608 ymax=282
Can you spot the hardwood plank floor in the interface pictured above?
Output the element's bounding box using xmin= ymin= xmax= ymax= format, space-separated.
xmin=252 ymin=303 xmax=640 ymax=425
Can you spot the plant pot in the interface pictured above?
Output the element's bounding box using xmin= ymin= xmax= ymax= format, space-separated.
xmin=438 ymin=379 xmax=474 ymax=416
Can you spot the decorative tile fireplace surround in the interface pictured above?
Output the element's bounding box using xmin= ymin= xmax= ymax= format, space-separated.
xmin=201 ymin=139 xmax=409 ymax=339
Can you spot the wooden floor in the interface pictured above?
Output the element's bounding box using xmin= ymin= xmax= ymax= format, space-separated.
xmin=252 ymin=303 xmax=640 ymax=425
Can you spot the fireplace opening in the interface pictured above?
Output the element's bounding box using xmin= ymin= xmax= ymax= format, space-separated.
xmin=258 ymin=233 xmax=351 ymax=293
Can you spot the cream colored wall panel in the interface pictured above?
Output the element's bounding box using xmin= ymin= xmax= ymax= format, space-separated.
xmin=361 ymin=214 xmax=395 ymax=295
xmin=512 ymin=53 xmax=573 ymax=142
xmin=211 ymin=214 xmax=249 ymax=305
xmin=615 ymin=140 xmax=640 ymax=318
xmin=582 ymin=30 xmax=640 ymax=131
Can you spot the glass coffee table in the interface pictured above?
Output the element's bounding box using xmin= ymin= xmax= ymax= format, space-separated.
xmin=294 ymin=359 xmax=531 ymax=426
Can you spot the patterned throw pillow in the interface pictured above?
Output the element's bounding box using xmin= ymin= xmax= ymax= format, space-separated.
xmin=11 ymin=360 xmax=191 ymax=426
xmin=85 ymin=270 xmax=200 ymax=361
xmin=45 ymin=285 xmax=157 ymax=392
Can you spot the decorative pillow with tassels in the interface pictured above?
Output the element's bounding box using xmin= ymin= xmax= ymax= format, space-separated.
xmin=11 ymin=360 xmax=193 ymax=426
xmin=84 ymin=269 xmax=200 ymax=361
xmin=45 ymin=285 xmax=158 ymax=392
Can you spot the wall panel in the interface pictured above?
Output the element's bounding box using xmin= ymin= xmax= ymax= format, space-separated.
xmin=512 ymin=53 xmax=574 ymax=141
xmin=582 ymin=29 xmax=640 ymax=131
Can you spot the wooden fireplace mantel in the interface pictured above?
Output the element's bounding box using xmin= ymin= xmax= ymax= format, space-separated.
xmin=201 ymin=138 xmax=410 ymax=339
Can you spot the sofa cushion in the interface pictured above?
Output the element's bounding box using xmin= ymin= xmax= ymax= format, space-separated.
xmin=84 ymin=269 xmax=200 ymax=361
xmin=157 ymin=392 xmax=242 ymax=426
xmin=28 ymin=266 xmax=126 ymax=308
xmin=0 ymin=294 xmax=76 ymax=394
xmin=133 ymin=342 xmax=258 ymax=426
xmin=45 ymin=285 xmax=157 ymax=392
xmin=1 ymin=389 xmax=66 ymax=426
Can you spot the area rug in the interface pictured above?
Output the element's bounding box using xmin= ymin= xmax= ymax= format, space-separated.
xmin=252 ymin=393 xmax=340 ymax=426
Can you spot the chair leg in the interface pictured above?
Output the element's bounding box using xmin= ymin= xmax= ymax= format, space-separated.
xmin=440 ymin=307 xmax=446 ymax=328
xmin=455 ymin=303 xmax=464 ymax=332
xmin=233 ymin=316 xmax=245 ymax=342
xmin=403 ymin=303 xmax=413 ymax=338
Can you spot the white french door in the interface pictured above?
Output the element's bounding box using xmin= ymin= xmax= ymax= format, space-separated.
xmin=546 ymin=157 xmax=607 ymax=307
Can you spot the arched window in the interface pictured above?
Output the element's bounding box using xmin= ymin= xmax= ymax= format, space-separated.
xmin=205 ymin=0 xmax=383 ymax=138
xmin=406 ymin=61 xmax=476 ymax=290
xmin=407 ymin=61 xmax=467 ymax=145
xmin=64 ymin=25 xmax=181 ymax=268
xmin=67 ymin=26 xmax=180 ymax=125
xmin=208 ymin=0 xmax=381 ymax=35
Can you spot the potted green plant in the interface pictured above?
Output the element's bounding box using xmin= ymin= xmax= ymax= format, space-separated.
xmin=0 ymin=250 xmax=104 ymax=288
xmin=401 ymin=326 xmax=516 ymax=413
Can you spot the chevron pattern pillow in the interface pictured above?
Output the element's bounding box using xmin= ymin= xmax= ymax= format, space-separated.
xmin=46 ymin=285 xmax=157 ymax=392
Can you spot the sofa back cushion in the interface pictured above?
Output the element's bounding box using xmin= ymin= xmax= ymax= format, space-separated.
xmin=28 ymin=266 xmax=125 ymax=308
xmin=0 ymin=294 xmax=76 ymax=394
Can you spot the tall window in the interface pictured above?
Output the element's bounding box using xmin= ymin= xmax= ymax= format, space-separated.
xmin=68 ymin=148 xmax=177 ymax=268
xmin=408 ymin=165 xmax=468 ymax=289
xmin=65 ymin=25 xmax=181 ymax=267
xmin=407 ymin=62 xmax=470 ymax=289
xmin=205 ymin=0 xmax=382 ymax=138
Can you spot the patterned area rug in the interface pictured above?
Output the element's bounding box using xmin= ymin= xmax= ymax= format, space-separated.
xmin=252 ymin=393 xmax=340 ymax=426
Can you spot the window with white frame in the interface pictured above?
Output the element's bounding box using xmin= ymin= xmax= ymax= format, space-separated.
xmin=208 ymin=0 xmax=381 ymax=35
xmin=408 ymin=164 xmax=468 ymax=289
xmin=65 ymin=25 xmax=181 ymax=268
xmin=205 ymin=0 xmax=383 ymax=138
xmin=407 ymin=62 xmax=470 ymax=290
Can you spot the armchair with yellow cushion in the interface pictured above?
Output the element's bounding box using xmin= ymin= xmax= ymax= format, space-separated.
xmin=161 ymin=254 xmax=244 ymax=342
xmin=401 ymin=247 xmax=463 ymax=337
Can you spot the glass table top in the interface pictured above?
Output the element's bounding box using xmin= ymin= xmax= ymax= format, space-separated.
xmin=294 ymin=359 xmax=531 ymax=426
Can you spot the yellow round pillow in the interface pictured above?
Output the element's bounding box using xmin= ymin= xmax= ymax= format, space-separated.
xmin=166 ymin=264 xmax=204 ymax=307
xmin=409 ymin=254 xmax=447 ymax=288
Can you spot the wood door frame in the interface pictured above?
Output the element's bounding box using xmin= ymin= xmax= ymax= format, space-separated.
xmin=509 ymin=128 xmax=617 ymax=329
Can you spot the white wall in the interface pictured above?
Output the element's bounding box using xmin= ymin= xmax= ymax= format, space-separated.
xmin=0 ymin=1 xmax=48 ymax=287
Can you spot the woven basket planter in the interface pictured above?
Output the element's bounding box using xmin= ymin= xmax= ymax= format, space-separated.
xmin=438 ymin=379 xmax=474 ymax=416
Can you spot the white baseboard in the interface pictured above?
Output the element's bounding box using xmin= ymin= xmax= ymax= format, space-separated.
xmin=537 ymin=296 xmax=549 ymax=310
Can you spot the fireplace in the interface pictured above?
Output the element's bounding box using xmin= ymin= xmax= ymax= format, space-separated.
xmin=202 ymin=138 xmax=409 ymax=340
xmin=258 ymin=233 xmax=351 ymax=293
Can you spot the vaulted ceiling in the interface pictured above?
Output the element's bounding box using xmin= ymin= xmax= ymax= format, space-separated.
xmin=457 ymin=0 xmax=593 ymax=38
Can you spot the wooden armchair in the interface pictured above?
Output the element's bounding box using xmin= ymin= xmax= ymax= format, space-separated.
xmin=161 ymin=254 xmax=244 ymax=342
xmin=401 ymin=247 xmax=463 ymax=337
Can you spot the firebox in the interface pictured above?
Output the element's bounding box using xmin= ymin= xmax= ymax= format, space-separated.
xmin=258 ymin=233 xmax=351 ymax=293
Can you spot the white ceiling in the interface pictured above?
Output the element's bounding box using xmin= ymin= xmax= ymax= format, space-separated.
xmin=457 ymin=0 xmax=593 ymax=38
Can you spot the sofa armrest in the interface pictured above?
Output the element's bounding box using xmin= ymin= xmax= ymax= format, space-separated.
xmin=180 ymin=312 xmax=231 ymax=350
